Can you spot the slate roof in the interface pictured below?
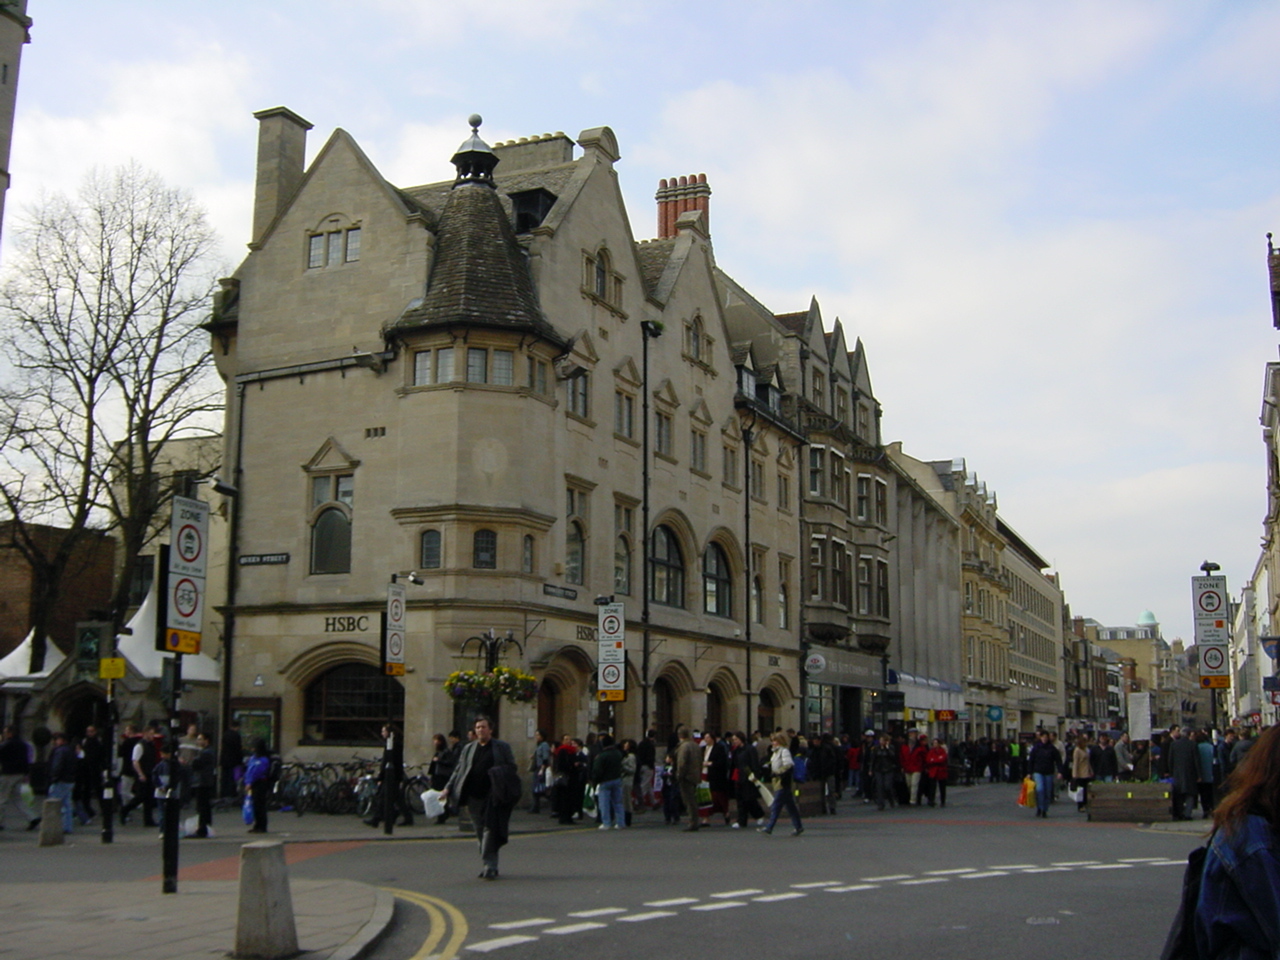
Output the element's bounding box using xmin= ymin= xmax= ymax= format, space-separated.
xmin=774 ymin=310 xmax=807 ymax=334
xmin=392 ymin=180 xmax=564 ymax=344
xmin=400 ymin=164 xmax=579 ymax=228
xmin=635 ymin=238 xmax=677 ymax=296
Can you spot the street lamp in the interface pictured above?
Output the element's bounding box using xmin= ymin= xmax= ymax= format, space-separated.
xmin=639 ymin=319 xmax=662 ymax=734
xmin=462 ymin=628 xmax=524 ymax=675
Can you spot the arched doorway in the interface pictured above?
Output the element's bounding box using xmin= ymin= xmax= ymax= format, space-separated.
xmin=537 ymin=678 xmax=559 ymax=742
xmin=59 ymin=685 xmax=108 ymax=739
xmin=653 ymin=676 xmax=675 ymax=744
xmin=705 ymin=684 xmax=723 ymax=736
xmin=757 ymin=687 xmax=777 ymax=736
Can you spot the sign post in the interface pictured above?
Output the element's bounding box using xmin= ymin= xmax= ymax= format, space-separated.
xmin=157 ymin=496 xmax=209 ymax=894
xmin=1193 ymin=573 xmax=1230 ymax=728
xmin=596 ymin=603 xmax=626 ymax=730
xmin=381 ymin=582 xmax=408 ymax=837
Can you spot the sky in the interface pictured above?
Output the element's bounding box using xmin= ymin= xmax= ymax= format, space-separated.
xmin=6 ymin=1 xmax=1280 ymax=643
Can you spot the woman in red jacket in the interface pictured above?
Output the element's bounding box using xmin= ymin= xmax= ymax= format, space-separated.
xmin=924 ymin=739 xmax=950 ymax=808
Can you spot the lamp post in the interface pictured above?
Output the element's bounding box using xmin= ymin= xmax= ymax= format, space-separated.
xmin=462 ymin=629 xmax=524 ymax=676
xmin=639 ymin=319 xmax=662 ymax=734
xmin=742 ymin=411 xmax=757 ymax=734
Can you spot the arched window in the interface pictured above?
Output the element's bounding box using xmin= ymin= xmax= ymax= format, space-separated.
xmin=752 ymin=576 xmax=764 ymax=624
xmin=595 ymin=248 xmax=610 ymax=298
xmin=311 ymin=507 xmax=351 ymax=574
xmin=702 ymin=543 xmax=732 ymax=617
xmin=420 ymin=529 xmax=442 ymax=569
xmin=689 ymin=316 xmax=704 ymax=362
xmin=303 ymin=663 xmax=403 ymax=743
xmin=566 ymin=521 xmax=585 ymax=585
xmin=522 ymin=534 xmax=535 ymax=574
xmin=614 ymin=534 xmax=631 ymax=595
xmin=473 ymin=529 xmax=497 ymax=569
xmin=650 ymin=525 xmax=684 ymax=608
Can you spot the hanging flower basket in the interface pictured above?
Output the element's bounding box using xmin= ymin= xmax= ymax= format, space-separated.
xmin=443 ymin=667 xmax=538 ymax=704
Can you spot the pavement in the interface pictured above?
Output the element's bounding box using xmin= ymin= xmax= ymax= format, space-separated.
xmin=0 ymin=791 xmax=1208 ymax=959
xmin=0 ymin=801 xmax=568 ymax=960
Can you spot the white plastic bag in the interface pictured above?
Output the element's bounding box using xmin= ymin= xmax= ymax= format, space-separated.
xmin=421 ymin=789 xmax=445 ymax=818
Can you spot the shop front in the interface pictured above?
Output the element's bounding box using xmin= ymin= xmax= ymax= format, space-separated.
xmin=803 ymin=646 xmax=885 ymax=736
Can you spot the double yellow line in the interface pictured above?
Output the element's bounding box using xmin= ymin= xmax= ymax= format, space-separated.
xmin=382 ymin=887 xmax=469 ymax=959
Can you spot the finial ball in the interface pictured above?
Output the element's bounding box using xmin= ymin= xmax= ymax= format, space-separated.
xmin=468 ymin=114 xmax=483 ymax=130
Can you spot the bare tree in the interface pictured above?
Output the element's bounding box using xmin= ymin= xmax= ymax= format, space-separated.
xmin=0 ymin=163 xmax=222 ymax=672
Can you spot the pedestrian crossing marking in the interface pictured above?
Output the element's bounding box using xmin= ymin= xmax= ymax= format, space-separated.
xmin=617 ymin=910 xmax=678 ymax=922
xmin=466 ymin=935 xmax=539 ymax=952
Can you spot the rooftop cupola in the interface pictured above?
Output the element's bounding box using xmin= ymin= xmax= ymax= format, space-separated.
xmin=451 ymin=114 xmax=498 ymax=186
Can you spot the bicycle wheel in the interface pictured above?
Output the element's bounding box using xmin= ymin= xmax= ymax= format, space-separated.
xmin=403 ymin=776 xmax=429 ymax=815
xmin=325 ymin=780 xmax=356 ymax=816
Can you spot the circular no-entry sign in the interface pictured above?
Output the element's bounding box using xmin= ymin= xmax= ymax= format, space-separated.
xmin=172 ymin=578 xmax=199 ymax=619
xmin=387 ymin=631 xmax=403 ymax=658
xmin=1198 ymin=590 xmax=1223 ymax=615
xmin=601 ymin=613 xmax=622 ymax=637
xmin=600 ymin=663 xmax=622 ymax=685
xmin=1202 ymin=646 xmax=1226 ymax=671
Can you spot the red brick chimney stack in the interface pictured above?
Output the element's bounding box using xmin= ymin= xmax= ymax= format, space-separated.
xmin=656 ymin=173 xmax=710 ymax=239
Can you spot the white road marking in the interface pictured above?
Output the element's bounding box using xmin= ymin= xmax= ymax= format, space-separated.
xmin=1119 ymin=857 xmax=1167 ymax=862
xmin=925 ymin=868 xmax=976 ymax=875
xmin=826 ymin=884 xmax=881 ymax=892
xmin=488 ymin=919 xmax=554 ymax=930
xmin=753 ymin=892 xmax=808 ymax=902
xmin=989 ymin=864 xmax=1037 ymax=870
xmin=1145 ymin=860 xmax=1186 ymax=867
xmin=1052 ymin=860 xmax=1100 ymax=866
xmin=1021 ymin=867 xmax=1072 ymax=874
xmin=617 ymin=911 xmax=678 ymax=922
xmin=568 ymin=908 xmax=626 ymax=918
xmin=645 ymin=897 xmax=699 ymax=907
xmin=899 ymin=877 xmax=949 ymax=885
xmin=1085 ymin=863 xmax=1133 ymax=870
xmin=543 ymin=922 xmax=607 ymax=935
xmin=710 ymin=889 xmax=764 ymax=898
xmin=861 ymin=874 xmax=912 ymax=882
xmin=791 ymin=881 xmax=841 ymax=888
xmin=959 ymin=871 xmax=1009 ymax=879
xmin=467 ymin=935 xmax=539 ymax=952
xmin=691 ymin=901 xmax=748 ymax=911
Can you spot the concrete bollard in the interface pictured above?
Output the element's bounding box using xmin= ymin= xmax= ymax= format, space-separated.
xmin=38 ymin=797 xmax=64 ymax=847
xmin=234 ymin=841 xmax=299 ymax=960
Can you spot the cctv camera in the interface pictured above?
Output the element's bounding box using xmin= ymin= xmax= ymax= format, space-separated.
xmin=408 ymin=572 xmax=425 ymax=586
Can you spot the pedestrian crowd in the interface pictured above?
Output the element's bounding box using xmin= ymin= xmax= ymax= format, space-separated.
xmin=0 ymin=717 xmax=262 ymax=837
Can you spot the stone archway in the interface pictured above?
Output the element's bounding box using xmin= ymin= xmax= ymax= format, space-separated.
xmin=539 ymin=646 xmax=594 ymax=740
xmin=51 ymin=682 xmax=109 ymax=739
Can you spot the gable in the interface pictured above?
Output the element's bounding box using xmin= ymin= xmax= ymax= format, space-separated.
xmin=304 ymin=436 xmax=360 ymax=473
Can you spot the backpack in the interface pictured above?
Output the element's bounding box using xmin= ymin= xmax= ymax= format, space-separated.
xmin=1159 ymin=841 xmax=1209 ymax=960
xmin=792 ymin=755 xmax=808 ymax=783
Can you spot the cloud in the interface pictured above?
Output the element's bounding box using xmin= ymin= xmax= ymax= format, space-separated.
xmin=6 ymin=43 xmax=255 ymax=265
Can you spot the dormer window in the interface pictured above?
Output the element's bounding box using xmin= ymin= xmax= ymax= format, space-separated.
xmin=812 ymin=370 xmax=825 ymax=411
xmin=510 ymin=187 xmax=557 ymax=233
xmin=738 ymin=366 xmax=756 ymax=397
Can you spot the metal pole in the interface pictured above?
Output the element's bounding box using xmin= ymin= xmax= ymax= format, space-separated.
xmin=743 ymin=418 xmax=755 ymax=734
xmin=162 ymin=650 xmax=183 ymax=893
xmin=640 ymin=323 xmax=654 ymax=734
xmin=100 ymin=678 xmax=115 ymax=844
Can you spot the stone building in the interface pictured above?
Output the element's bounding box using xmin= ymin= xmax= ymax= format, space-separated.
xmin=209 ymin=110 xmax=823 ymax=765
xmin=998 ymin=518 xmax=1065 ymax=733
xmin=0 ymin=0 xmax=29 ymax=244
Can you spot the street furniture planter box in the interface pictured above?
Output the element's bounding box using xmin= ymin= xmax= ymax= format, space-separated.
xmin=1087 ymin=782 xmax=1171 ymax=822
xmin=796 ymin=780 xmax=825 ymax=817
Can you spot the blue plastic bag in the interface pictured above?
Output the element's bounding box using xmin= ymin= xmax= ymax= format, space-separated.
xmin=242 ymin=794 xmax=255 ymax=826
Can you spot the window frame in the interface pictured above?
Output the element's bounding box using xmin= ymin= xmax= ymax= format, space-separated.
xmin=473 ymin=529 xmax=498 ymax=569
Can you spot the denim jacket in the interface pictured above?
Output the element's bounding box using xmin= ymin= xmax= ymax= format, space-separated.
xmin=1195 ymin=815 xmax=1280 ymax=960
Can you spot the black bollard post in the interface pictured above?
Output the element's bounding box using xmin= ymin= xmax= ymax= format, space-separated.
xmin=161 ymin=787 xmax=180 ymax=893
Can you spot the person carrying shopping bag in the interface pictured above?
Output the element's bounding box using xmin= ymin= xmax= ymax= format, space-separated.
xmin=758 ymin=731 xmax=804 ymax=837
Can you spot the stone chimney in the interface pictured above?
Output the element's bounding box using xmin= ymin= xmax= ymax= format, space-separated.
xmin=252 ymin=106 xmax=312 ymax=245
xmin=656 ymin=173 xmax=710 ymax=239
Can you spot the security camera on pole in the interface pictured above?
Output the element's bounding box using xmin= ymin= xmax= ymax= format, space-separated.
xmin=1192 ymin=561 xmax=1229 ymax=730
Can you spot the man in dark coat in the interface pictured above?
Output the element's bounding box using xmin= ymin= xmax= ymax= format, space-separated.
xmin=365 ymin=723 xmax=412 ymax=828
xmin=219 ymin=719 xmax=243 ymax=799
xmin=1167 ymin=725 xmax=1200 ymax=821
xmin=442 ymin=716 xmax=518 ymax=879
